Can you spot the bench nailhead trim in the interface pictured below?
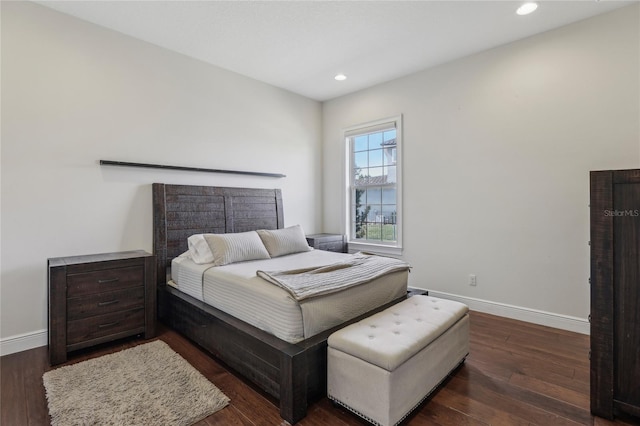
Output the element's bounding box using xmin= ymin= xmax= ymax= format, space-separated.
xmin=328 ymin=357 xmax=468 ymax=426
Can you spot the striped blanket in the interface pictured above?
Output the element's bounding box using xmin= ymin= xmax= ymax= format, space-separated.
xmin=257 ymin=252 xmax=411 ymax=301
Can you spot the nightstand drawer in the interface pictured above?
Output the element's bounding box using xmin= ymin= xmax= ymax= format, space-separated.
xmin=306 ymin=233 xmax=347 ymax=253
xmin=67 ymin=287 xmax=145 ymax=320
xmin=67 ymin=266 xmax=144 ymax=297
xmin=317 ymin=241 xmax=346 ymax=252
xmin=67 ymin=308 xmax=145 ymax=345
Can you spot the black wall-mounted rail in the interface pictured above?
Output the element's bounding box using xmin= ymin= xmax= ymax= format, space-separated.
xmin=99 ymin=160 xmax=286 ymax=178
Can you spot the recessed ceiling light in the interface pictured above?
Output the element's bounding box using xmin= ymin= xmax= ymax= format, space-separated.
xmin=334 ymin=74 xmax=347 ymax=81
xmin=516 ymin=2 xmax=538 ymax=15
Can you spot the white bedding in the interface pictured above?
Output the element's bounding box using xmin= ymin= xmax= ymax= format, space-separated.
xmin=170 ymin=250 xmax=408 ymax=343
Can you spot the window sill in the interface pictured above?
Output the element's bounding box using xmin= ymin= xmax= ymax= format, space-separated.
xmin=347 ymin=242 xmax=403 ymax=257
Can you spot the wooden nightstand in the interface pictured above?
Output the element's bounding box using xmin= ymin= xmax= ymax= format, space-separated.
xmin=305 ymin=233 xmax=347 ymax=253
xmin=48 ymin=250 xmax=156 ymax=365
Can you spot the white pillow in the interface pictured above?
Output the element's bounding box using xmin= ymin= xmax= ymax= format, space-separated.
xmin=187 ymin=234 xmax=214 ymax=264
xmin=204 ymin=231 xmax=271 ymax=266
xmin=256 ymin=225 xmax=311 ymax=258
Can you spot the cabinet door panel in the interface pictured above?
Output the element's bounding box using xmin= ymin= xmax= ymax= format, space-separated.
xmin=613 ymin=182 xmax=640 ymax=408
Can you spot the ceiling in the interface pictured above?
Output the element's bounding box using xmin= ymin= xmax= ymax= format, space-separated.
xmin=37 ymin=0 xmax=635 ymax=101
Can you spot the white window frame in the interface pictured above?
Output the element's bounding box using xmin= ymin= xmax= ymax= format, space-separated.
xmin=344 ymin=115 xmax=403 ymax=256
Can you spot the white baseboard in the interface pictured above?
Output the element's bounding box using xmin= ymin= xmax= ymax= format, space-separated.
xmin=413 ymin=289 xmax=590 ymax=335
xmin=0 ymin=329 xmax=47 ymax=356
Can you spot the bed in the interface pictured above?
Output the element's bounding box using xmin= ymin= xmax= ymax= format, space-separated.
xmin=152 ymin=183 xmax=409 ymax=424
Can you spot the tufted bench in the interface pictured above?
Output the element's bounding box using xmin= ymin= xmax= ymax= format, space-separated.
xmin=327 ymin=295 xmax=469 ymax=426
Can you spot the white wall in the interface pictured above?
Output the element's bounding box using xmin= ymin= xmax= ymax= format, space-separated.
xmin=323 ymin=5 xmax=640 ymax=329
xmin=0 ymin=2 xmax=322 ymax=349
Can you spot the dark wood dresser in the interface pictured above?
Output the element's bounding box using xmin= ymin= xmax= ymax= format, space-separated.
xmin=48 ymin=250 xmax=156 ymax=365
xmin=590 ymin=169 xmax=640 ymax=420
xmin=306 ymin=233 xmax=347 ymax=253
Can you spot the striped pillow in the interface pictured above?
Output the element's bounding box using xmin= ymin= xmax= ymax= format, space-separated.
xmin=257 ymin=225 xmax=312 ymax=258
xmin=204 ymin=231 xmax=270 ymax=266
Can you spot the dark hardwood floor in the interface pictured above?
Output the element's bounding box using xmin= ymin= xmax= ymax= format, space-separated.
xmin=2 ymin=311 xmax=639 ymax=426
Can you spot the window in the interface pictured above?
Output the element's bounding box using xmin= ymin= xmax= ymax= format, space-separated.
xmin=345 ymin=116 xmax=402 ymax=254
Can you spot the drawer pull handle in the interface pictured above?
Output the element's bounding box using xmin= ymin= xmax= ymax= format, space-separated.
xmin=98 ymin=322 xmax=119 ymax=329
xmin=97 ymin=278 xmax=119 ymax=284
xmin=97 ymin=300 xmax=119 ymax=307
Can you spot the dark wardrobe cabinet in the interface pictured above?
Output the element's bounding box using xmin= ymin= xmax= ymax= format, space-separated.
xmin=590 ymin=169 xmax=640 ymax=420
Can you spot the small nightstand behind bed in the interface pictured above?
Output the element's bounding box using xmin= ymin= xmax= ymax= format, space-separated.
xmin=306 ymin=233 xmax=347 ymax=253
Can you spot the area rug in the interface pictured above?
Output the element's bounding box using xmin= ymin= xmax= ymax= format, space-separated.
xmin=43 ymin=340 xmax=230 ymax=426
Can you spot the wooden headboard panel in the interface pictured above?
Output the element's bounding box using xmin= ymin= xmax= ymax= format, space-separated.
xmin=152 ymin=183 xmax=284 ymax=284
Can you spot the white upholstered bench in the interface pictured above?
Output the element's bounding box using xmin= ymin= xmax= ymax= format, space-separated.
xmin=327 ymin=295 xmax=469 ymax=426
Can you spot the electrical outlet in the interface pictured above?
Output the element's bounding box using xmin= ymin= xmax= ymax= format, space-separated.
xmin=469 ymin=274 xmax=477 ymax=286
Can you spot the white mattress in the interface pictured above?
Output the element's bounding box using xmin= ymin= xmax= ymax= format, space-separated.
xmin=170 ymin=250 xmax=408 ymax=343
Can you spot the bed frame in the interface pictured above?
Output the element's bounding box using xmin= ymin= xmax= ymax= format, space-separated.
xmin=152 ymin=183 xmax=404 ymax=424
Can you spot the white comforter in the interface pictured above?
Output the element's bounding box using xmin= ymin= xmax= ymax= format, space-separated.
xmin=171 ymin=250 xmax=409 ymax=343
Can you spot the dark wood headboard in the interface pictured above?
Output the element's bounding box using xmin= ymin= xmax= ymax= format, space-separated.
xmin=152 ymin=183 xmax=284 ymax=284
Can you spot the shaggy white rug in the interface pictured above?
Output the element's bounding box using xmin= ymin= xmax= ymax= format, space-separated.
xmin=43 ymin=340 xmax=230 ymax=426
